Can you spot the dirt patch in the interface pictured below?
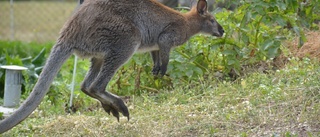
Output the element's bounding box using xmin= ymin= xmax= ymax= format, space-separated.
xmin=291 ymin=24 xmax=320 ymax=58
xmin=271 ymin=24 xmax=320 ymax=69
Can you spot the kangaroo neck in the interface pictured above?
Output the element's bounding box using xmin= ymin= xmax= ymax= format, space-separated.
xmin=184 ymin=12 xmax=203 ymax=38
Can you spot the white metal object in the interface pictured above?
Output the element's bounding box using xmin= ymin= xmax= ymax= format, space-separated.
xmin=1 ymin=65 xmax=27 ymax=108
xmin=68 ymin=0 xmax=83 ymax=110
xmin=69 ymin=56 xmax=78 ymax=109
xmin=0 ymin=106 xmax=16 ymax=117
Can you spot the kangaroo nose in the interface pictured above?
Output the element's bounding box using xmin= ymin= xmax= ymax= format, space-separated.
xmin=219 ymin=29 xmax=224 ymax=36
xmin=218 ymin=25 xmax=224 ymax=36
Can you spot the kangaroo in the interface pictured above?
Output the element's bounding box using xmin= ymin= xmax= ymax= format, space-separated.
xmin=0 ymin=0 xmax=224 ymax=133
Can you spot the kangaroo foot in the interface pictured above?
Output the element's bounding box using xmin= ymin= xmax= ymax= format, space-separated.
xmin=152 ymin=66 xmax=160 ymax=76
xmin=101 ymin=97 xmax=129 ymax=121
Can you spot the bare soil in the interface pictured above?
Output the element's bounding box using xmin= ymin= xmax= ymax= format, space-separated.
xmin=291 ymin=24 xmax=320 ymax=58
xmin=270 ymin=24 xmax=320 ymax=71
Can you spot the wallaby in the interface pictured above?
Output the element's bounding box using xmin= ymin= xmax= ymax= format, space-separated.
xmin=0 ymin=0 xmax=224 ymax=133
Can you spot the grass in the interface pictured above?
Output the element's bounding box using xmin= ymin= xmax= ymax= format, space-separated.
xmin=1 ymin=58 xmax=319 ymax=136
xmin=0 ymin=1 xmax=77 ymax=42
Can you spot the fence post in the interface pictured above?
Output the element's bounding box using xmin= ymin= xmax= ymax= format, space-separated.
xmin=68 ymin=0 xmax=84 ymax=111
xmin=10 ymin=0 xmax=14 ymax=40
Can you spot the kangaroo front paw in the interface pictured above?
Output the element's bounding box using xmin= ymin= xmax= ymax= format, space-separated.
xmin=159 ymin=65 xmax=167 ymax=77
xmin=101 ymin=97 xmax=129 ymax=121
xmin=152 ymin=66 xmax=160 ymax=76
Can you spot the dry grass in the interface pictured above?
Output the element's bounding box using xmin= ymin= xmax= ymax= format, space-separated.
xmin=287 ymin=24 xmax=320 ymax=59
xmin=297 ymin=30 xmax=320 ymax=58
xmin=2 ymin=61 xmax=320 ymax=136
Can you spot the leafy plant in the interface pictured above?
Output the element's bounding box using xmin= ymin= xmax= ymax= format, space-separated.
xmin=179 ymin=0 xmax=319 ymax=77
xmin=0 ymin=41 xmax=51 ymax=98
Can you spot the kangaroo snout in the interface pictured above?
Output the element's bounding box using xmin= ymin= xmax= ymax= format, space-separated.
xmin=218 ymin=25 xmax=224 ymax=37
xmin=211 ymin=23 xmax=224 ymax=37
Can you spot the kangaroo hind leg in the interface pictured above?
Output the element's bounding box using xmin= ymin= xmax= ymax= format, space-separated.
xmin=81 ymin=45 xmax=137 ymax=121
xmin=81 ymin=57 xmax=103 ymax=99
xmin=81 ymin=57 xmax=127 ymax=120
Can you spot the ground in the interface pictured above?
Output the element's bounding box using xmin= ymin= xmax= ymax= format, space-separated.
xmin=1 ymin=26 xmax=320 ymax=137
xmin=292 ymin=25 xmax=320 ymax=58
xmin=297 ymin=31 xmax=320 ymax=59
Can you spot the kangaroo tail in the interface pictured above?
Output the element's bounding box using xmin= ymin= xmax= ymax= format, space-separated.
xmin=0 ymin=44 xmax=73 ymax=133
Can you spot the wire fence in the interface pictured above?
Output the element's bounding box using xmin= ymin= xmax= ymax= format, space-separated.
xmin=0 ymin=0 xmax=183 ymax=43
xmin=0 ymin=0 xmax=78 ymax=43
xmin=0 ymin=0 xmax=226 ymax=43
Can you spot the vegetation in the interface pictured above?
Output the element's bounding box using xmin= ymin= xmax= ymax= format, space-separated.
xmin=0 ymin=0 xmax=319 ymax=136
xmin=1 ymin=58 xmax=320 ymax=136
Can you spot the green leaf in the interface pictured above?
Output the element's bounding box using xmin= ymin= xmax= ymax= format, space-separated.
xmin=186 ymin=69 xmax=193 ymax=77
xmin=210 ymin=44 xmax=220 ymax=51
xmin=31 ymin=48 xmax=46 ymax=66
xmin=267 ymin=46 xmax=280 ymax=59
xmin=0 ymin=71 xmax=3 ymax=79
xmin=228 ymin=59 xmax=236 ymax=65
xmin=174 ymin=56 xmax=185 ymax=63
xmin=222 ymin=50 xmax=237 ymax=55
xmin=275 ymin=14 xmax=287 ymax=27
xmin=194 ymin=67 xmax=203 ymax=75
xmin=262 ymin=39 xmax=274 ymax=51
xmin=277 ymin=1 xmax=286 ymax=11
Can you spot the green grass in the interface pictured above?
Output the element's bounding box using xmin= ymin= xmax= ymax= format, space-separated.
xmin=1 ymin=58 xmax=319 ymax=136
xmin=0 ymin=1 xmax=77 ymax=42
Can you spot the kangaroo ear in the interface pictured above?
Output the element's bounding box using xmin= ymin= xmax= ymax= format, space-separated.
xmin=197 ymin=0 xmax=207 ymax=15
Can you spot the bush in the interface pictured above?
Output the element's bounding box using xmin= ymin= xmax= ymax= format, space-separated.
xmin=0 ymin=41 xmax=51 ymax=98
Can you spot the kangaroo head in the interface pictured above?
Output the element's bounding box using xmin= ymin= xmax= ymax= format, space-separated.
xmin=192 ymin=0 xmax=224 ymax=37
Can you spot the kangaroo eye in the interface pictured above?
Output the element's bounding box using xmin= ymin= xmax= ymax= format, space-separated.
xmin=210 ymin=19 xmax=215 ymax=23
